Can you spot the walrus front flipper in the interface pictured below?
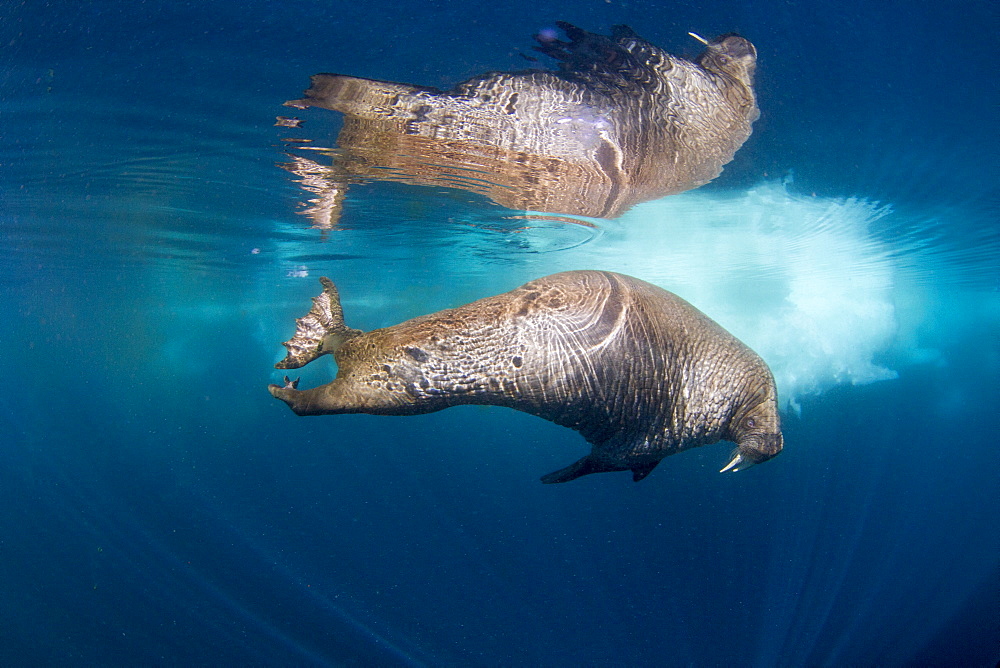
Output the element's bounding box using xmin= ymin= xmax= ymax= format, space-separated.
xmin=540 ymin=455 xmax=630 ymax=484
xmin=535 ymin=21 xmax=631 ymax=72
xmin=275 ymin=277 xmax=363 ymax=370
xmin=541 ymin=454 xmax=659 ymax=483
xmin=533 ymin=21 xmax=657 ymax=93
xmin=630 ymin=461 xmax=659 ymax=482
xmin=285 ymin=74 xmax=440 ymax=120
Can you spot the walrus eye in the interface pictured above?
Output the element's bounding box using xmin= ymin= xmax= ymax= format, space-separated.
xmin=717 ymin=55 xmax=730 ymax=65
xmin=745 ymin=417 xmax=756 ymax=429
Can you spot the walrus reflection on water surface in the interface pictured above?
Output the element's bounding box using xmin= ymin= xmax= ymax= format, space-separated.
xmin=268 ymin=271 xmax=783 ymax=483
xmin=283 ymin=23 xmax=759 ymax=222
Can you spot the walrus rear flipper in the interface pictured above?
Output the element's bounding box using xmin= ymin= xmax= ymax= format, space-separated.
xmin=275 ymin=277 xmax=363 ymax=370
xmin=284 ymin=74 xmax=440 ymax=120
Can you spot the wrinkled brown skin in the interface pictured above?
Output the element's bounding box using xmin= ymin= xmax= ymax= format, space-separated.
xmin=283 ymin=24 xmax=759 ymax=219
xmin=268 ymin=271 xmax=782 ymax=483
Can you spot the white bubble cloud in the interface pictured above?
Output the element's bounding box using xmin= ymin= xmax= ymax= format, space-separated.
xmin=529 ymin=183 xmax=904 ymax=410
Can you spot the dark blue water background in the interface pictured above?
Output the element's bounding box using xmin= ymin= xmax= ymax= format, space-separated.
xmin=2 ymin=1 xmax=998 ymax=665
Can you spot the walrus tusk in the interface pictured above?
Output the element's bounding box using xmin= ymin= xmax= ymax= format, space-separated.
xmin=720 ymin=451 xmax=746 ymax=473
xmin=688 ymin=32 xmax=710 ymax=46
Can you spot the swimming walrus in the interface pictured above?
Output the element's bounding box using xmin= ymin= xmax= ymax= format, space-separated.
xmin=282 ymin=23 xmax=759 ymax=223
xmin=268 ymin=271 xmax=782 ymax=482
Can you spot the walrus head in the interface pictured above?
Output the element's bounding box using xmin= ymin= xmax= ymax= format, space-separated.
xmin=720 ymin=395 xmax=783 ymax=473
xmin=690 ymin=32 xmax=757 ymax=88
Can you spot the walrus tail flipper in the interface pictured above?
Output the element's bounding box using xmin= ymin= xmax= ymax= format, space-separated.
xmin=275 ymin=277 xmax=363 ymax=370
xmin=285 ymin=74 xmax=441 ymax=119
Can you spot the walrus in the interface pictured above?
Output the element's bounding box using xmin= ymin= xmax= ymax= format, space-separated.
xmin=281 ymin=23 xmax=759 ymax=224
xmin=268 ymin=271 xmax=782 ymax=482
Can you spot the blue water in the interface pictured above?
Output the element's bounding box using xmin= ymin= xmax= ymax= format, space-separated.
xmin=3 ymin=1 xmax=998 ymax=665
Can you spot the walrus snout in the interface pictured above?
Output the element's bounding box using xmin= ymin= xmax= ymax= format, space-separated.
xmin=721 ymin=433 xmax=783 ymax=473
